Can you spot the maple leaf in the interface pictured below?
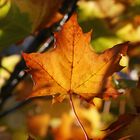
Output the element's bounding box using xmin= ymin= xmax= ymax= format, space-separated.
xmin=23 ymin=14 xmax=128 ymax=102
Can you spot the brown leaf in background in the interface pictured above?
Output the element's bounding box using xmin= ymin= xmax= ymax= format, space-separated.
xmin=27 ymin=113 xmax=50 ymax=137
xmin=27 ymin=135 xmax=35 ymax=140
xmin=14 ymin=77 xmax=33 ymax=100
xmin=45 ymin=12 xmax=63 ymax=28
xmin=103 ymin=114 xmax=136 ymax=139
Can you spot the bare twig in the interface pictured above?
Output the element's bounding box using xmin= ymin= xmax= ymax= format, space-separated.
xmin=0 ymin=96 xmax=51 ymax=118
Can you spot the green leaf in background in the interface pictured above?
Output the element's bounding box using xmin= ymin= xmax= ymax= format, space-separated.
xmin=79 ymin=18 xmax=113 ymax=39
xmin=12 ymin=0 xmax=63 ymax=31
xmin=0 ymin=0 xmax=63 ymax=51
xmin=91 ymin=37 xmax=122 ymax=53
xmin=0 ymin=2 xmax=32 ymax=50
xmin=116 ymin=23 xmax=140 ymax=42
xmin=77 ymin=1 xmax=104 ymax=21
xmin=77 ymin=1 xmax=123 ymax=53
xmin=79 ymin=17 xmax=124 ymax=52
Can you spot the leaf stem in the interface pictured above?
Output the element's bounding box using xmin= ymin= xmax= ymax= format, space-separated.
xmin=69 ymin=94 xmax=91 ymax=140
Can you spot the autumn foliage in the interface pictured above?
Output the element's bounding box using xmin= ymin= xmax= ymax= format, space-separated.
xmin=21 ymin=14 xmax=131 ymax=140
xmin=1 ymin=1 xmax=140 ymax=140
xmin=23 ymin=14 xmax=128 ymax=103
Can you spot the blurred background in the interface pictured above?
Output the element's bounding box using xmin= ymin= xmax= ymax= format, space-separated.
xmin=0 ymin=0 xmax=140 ymax=139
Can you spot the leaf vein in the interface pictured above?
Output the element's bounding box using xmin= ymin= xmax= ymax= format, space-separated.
xmin=31 ymin=58 xmax=67 ymax=91
xmin=75 ymin=54 xmax=118 ymax=89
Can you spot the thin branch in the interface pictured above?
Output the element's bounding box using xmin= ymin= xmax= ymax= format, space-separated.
xmin=0 ymin=96 xmax=51 ymax=118
xmin=69 ymin=94 xmax=91 ymax=140
xmin=0 ymin=99 xmax=30 ymax=117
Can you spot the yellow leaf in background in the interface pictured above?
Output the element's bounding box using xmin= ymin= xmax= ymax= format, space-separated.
xmin=0 ymin=0 xmax=11 ymax=19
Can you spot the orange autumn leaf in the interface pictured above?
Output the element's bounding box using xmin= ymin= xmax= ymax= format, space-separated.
xmin=27 ymin=113 xmax=50 ymax=137
xmin=22 ymin=14 xmax=128 ymax=102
